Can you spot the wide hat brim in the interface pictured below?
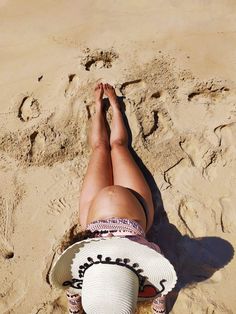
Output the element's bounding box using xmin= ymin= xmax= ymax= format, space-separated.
xmin=50 ymin=237 xmax=177 ymax=298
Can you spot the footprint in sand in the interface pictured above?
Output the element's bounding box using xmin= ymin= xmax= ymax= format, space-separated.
xmin=47 ymin=197 xmax=71 ymax=215
xmin=28 ymin=131 xmax=46 ymax=161
xmin=80 ymin=48 xmax=118 ymax=71
xmin=141 ymin=108 xmax=173 ymax=140
xmin=55 ymin=73 xmax=87 ymax=126
xmin=219 ymin=197 xmax=236 ymax=233
xmin=0 ymin=174 xmax=24 ymax=259
xmin=178 ymin=198 xmax=216 ymax=237
xmin=120 ymin=79 xmax=147 ymax=104
xmin=0 ymin=196 xmax=15 ymax=259
xmin=18 ymin=96 xmax=41 ymax=122
xmin=187 ymin=81 xmax=230 ymax=104
xmin=214 ymin=122 xmax=236 ymax=149
xmin=180 ymin=135 xmax=217 ymax=170
xmin=64 ymin=74 xmax=80 ymax=98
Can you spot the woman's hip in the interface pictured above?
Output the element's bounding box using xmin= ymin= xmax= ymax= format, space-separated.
xmin=85 ymin=185 xmax=148 ymax=231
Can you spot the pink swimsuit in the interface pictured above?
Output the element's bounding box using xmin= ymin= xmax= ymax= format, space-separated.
xmin=66 ymin=218 xmax=166 ymax=313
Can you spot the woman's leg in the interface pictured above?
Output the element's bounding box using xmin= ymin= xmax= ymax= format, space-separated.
xmin=103 ymin=83 xmax=154 ymax=232
xmin=79 ymin=83 xmax=113 ymax=230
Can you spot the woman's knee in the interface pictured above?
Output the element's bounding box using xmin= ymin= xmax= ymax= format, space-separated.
xmin=92 ymin=140 xmax=111 ymax=151
xmin=110 ymin=138 xmax=128 ymax=150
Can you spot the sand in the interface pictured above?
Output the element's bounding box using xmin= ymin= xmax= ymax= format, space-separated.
xmin=0 ymin=0 xmax=236 ymax=313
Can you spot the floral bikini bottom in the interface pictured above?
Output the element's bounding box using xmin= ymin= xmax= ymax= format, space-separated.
xmin=87 ymin=217 xmax=146 ymax=236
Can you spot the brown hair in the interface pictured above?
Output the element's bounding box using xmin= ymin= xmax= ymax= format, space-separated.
xmin=58 ymin=228 xmax=99 ymax=254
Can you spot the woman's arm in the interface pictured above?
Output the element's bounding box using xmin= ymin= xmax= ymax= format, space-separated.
xmin=144 ymin=241 xmax=166 ymax=313
xmin=66 ymin=289 xmax=84 ymax=314
xmin=152 ymin=295 xmax=166 ymax=313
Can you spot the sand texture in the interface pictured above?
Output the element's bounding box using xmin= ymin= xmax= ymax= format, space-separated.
xmin=0 ymin=1 xmax=236 ymax=313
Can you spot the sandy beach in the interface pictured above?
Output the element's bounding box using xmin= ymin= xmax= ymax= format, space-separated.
xmin=0 ymin=1 xmax=236 ymax=313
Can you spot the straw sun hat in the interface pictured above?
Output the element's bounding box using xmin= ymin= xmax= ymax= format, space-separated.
xmin=50 ymin=237 xmax=177 ymax=314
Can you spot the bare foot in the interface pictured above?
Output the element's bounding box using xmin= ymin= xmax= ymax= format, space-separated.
xmin=94 ymin=83 xmax=104 ymax=112
xmin=94 ymin=82 xmax=104 ymax=102
xmin=103 ymin=83 xmax=120 ymax=110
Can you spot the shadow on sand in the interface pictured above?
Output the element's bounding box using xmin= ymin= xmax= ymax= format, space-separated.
xmin=113 ymin=96 xmax=234 ymax=312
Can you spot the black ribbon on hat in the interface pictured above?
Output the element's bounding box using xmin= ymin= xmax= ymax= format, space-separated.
xmin=63 ymin=278 xmax=83 ymax=289
xmin=63 ymin=255 xmax=167 ymax=295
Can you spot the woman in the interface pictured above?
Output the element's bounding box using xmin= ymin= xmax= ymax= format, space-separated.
xmin=50 ymin=83 xmax=177 ymax=313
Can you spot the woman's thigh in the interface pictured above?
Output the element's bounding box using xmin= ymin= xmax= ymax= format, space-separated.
xmin=85 ymin=185 xmax=147 ymax=231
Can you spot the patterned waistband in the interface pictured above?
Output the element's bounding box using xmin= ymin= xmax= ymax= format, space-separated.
xmin=86 ymin=217 xmax=146 ymax=237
